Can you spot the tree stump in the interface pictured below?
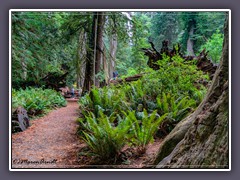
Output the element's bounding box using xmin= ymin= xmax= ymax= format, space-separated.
xmin=12 ymin=107 xmax=30 ymax=133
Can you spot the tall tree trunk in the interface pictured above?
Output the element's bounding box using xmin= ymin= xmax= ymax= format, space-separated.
xmin=187 ymin=22 xmax=195 ymax=56
xmin=155 ymin=14 xmax=229 ymax=169
xmin=82 ymin=14 xmax=96 ymax=93
xmin=109 ymin=32 xmax=117 ymax=79
xmin=76 ymin=29 xmax=87 ymax=89
xmin=95 ymin=12 xmax=105 ymax=87
xmin=103 ymin=47 xmax=109 ymax=84
xmin=21 ymin=58 xmax=27 ymax=80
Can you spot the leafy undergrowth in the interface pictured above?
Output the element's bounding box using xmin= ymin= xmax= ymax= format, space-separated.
xmin=77 ymin=54 xmax=210 ymax=165
xmin=12 ymin=87 xmax=67 ymax=117
xmin=76 ymin=138 xmax=163 ymax=168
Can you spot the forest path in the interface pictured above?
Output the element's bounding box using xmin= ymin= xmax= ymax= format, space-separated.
xmin=11 ymin=100 xmax=83 ymax=169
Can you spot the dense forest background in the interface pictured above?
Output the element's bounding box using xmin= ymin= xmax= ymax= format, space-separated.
xmin=12 ymin=11 xmax=225 ymax=91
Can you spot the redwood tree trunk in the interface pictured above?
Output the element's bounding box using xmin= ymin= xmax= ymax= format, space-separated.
xmin=155 ymin=13 xmax=229 ymax=169
xmin=82 ymin=14 xmax=96 ymax=93
xmin=95 ymin=12 xmax=105 ymax=87
xmin=76 ymin=29 xmax=87 ymax=89
xmin=102 ymin=47 xmax=109 ymax=84
xmin=109 ymin=32 xmax=117 ymax=79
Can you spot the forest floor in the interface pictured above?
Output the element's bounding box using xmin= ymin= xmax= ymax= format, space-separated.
xmin=11 ymin=99 xmax=82 ymax=168
xmin=11 ymin=99 xmax=161 ymax=169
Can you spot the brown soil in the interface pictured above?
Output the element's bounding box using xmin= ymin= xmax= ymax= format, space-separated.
xmin=11 ymin=99 xmax=162 ymax=169
xmin=125 ymin=138 xmax=163 ymax=168
xmin=11 ymin=100 xmax=82 ymax=169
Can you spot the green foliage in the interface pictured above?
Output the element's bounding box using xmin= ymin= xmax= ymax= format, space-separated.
xmin=150 ymin=12 xmax=180 ymax=49
xmin=199 ymin=30 xmax=224 ymax=63
xmin=79 ymin=109 xmax=168 ymax=160
xmin=156 ymin=93 xmax=195 ymax=122
xmin=12 ymin=88 xmax=66 ymax=117
xmin=130 ymin=13 xmax=151 ymax=72
xmin=78 ymin=54 xmax=209 ymax=159
xmin=141 ymin=54 xmax=207 ymax=102
xmin=121 ymin=68 xmax=139 ymax=78
xmin=12 ymin=12 xmax=80 ymax=89
xmin=115 ymin=12 xmax=151 ymax=76
xmin=179 ymin=12 xmax=225 ymax=54
xmin=126 ymin=110 xmax=168 ymax=153
xmin=12 ymin=11 xmax=221 ymax=162
xmin=79 ymin=86 xmax=131 ymax=118
xmin=115 ymin=12 xmax=225 ymax=74
xmin=78 ymin=111 xmax=132 ymax=162
xmin=79 ymin=54 xmax=208 ymax=121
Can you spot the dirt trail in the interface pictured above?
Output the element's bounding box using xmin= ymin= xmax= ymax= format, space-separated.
xmin=11 ymin=99 xmax=163 ymax=169
xmin=11 ymin=100 xmax=83 ymax=169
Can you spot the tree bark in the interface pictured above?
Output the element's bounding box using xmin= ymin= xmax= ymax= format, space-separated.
xmin=102 ymin=47 xmax=109 ymax=84
xmin=82 ymin=14 xmax=96 ymax=93
xmin=95 ymin=12 xmax=105 ymax=87
xmin=154 ymin=14 xmax=229 ymax=169
xmin=76 ymin=29 xmax=87 ymax=89
xmin=187 ymin=23 xmax=195 ymax=56
xmin=109 ymin=31 xmax=117 ymax=79
xmin=21 ymin=58 xmax=27 ymax=80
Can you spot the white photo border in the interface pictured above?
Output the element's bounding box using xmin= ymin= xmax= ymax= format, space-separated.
xmin=9 ymin=9 xmax=231 ymax=172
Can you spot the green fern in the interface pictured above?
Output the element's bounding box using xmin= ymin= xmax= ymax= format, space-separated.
xmin=79 ymin=111 xmax=132 ymax=162
xmin=12 ymin=87 xmax=66 ymax=117
xmin=90 ymin=88 xmax=101 ymax=106
xmin=127 ymin=110 xmax=168 ymax=153
xmin=156 ymin=93 xmax=196 ymax=133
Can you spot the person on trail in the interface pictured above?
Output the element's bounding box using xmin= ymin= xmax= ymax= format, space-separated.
xmin=71 ymin=87 xmax=75 ymax=98
xmin=113 ymin=71 xmax=118 ymax=80
xmin=113 ymin=72 xmax=116 ymax=80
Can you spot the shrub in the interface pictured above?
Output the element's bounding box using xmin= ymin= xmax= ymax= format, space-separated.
xmin=156 ymin=92 xmax=196 ymax=122
xmin=78 ymin=111 xmax=132 ymax=162
xmin=79 ymin=86 xmax=131 ymax=118
xmin=199 ymin=30 xmax=223 ymax=63
xmin=12 ymin=87 xmax=66 ymax=117
xmin=77 ymin=54 xmax=209 ymax=160
xmin=126 ymin=110 xmax=168 ymax=154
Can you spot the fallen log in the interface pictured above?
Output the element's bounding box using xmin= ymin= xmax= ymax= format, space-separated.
xmin=109 ymin=74 xmax=143 ymax=85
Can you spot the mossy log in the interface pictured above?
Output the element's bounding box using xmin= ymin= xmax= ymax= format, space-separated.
xmin=109 ymin=74 xmax=143 ymax=85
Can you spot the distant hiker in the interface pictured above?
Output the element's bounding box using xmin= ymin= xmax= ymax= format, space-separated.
xmin=71 ymin=87 xmax=75 ymax=98
xmin=113 ymin=71 xmax=118 ymax=80
xmin=113 ymin=72 xmax=116 ymax=79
